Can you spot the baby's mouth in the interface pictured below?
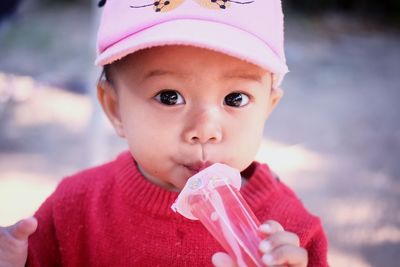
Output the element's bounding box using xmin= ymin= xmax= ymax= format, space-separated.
xmin=184 ymin=161 xmax=214 ymax=173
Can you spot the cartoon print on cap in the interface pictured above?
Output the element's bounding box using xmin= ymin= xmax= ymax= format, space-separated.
xmin=130 ymin=0 xmax=255 ymax=12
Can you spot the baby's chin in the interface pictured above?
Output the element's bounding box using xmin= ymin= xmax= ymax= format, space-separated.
xmin=167 ymin=175 xmax=192 ymax=192
xmin=156 ymin=178 xmax=188 ymax=192
xmin=137 ymin=165 xmax=188 ymax=192
xmin=144 ymin=175 xmax=183 ymax=192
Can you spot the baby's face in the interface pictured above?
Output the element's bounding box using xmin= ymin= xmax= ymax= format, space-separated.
xmin=99 ymin=46 xmax=282 ymax=191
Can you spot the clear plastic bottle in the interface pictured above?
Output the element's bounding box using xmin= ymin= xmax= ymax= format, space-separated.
xmin=172 ymin=163 xmax=264 ymax=267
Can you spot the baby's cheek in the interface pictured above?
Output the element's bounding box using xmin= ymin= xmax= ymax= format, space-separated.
xmin=228 ymin=148 xmax=257 ymax=173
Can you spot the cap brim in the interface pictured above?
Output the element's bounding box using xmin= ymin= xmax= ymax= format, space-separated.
xmin=96 ymin=19 xmax=288 ymax=78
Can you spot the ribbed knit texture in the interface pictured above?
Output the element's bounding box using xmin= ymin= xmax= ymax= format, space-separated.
xmin=27 ymin=151 xmax=328 ymax=266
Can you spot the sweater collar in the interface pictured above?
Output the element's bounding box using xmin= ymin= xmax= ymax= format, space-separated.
xmin=115 ymin=151 xmax=280 ymax=218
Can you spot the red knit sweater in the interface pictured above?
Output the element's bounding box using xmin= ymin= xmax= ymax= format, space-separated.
xmin=27 ymin=151 xmax=328 ymax=266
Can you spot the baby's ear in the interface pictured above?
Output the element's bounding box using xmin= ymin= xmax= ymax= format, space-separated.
xmin=97 ymin=80 xmax=126 ymax=138
xmin=270 ymin=87 xmax=283 ymax=111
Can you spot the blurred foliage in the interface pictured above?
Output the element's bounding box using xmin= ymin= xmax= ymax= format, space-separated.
xmin=37 ymin=0 xmax=90 ymax=7
xmin=284 ymin=0 xmax=400 ymax=25
xmin=0 ymin=0 xmax=22 ymax=19
xmin=39 ymin=0 xmax=83 ymax=3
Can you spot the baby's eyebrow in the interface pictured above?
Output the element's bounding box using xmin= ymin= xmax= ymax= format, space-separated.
xmin=141 ymin=69 xmax=265 ymax=83
xmin=222 ymin=71 xmax=264 ymax=83
xmin=142 ymin=69 xmax=189 ymax=80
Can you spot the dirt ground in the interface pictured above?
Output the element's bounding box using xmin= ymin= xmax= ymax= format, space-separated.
xmin=0 ymin=3 xmax=399 ymax=267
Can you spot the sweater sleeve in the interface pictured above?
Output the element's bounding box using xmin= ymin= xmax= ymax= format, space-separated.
xmin=259 ymin=180 xmax=330 ymax=267
xmin=304 ymin=219 xmax=329 ymax=267
xmin=26 ymin=192 xmax=62 ymax=267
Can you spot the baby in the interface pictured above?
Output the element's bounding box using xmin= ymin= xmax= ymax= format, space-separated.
xmin=0 ymin=0 xmax=328 ymax=266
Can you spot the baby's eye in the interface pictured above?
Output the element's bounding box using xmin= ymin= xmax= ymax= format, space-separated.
xmin=154 ymin=90 xmax=185 ymax=105
xmin=224 ymin=92 xmax=250 ymax=107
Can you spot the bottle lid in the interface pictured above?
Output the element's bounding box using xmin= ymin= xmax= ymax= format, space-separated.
xmin=171 ymin=163 xmax=242 ymax=220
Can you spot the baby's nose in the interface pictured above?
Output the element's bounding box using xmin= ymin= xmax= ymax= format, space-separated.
xmin=182 ymin=106 xmax=222 ymax=145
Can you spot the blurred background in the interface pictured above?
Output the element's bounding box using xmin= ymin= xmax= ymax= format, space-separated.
xmin=0 ymin=0 xmax=399 ymax=266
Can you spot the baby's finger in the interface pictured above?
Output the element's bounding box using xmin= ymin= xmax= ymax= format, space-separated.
xmin=8 ymin=217 xmax=38 ymax=241
xmin=211 ymin=252 xmax=237 ymax=267
xmin=259 ymin=231 xmax=300 ymax=253
xmin=259 ymin=220 xmax=284 ymax=235
xmin=262 ymin=245 xmax=308 ymax=267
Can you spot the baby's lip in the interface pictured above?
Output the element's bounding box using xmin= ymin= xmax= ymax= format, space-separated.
xmin=184 ymin=161 xmax=214 ymax=173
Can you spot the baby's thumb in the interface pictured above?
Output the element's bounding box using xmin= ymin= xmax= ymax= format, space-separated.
xmin=9 ymin=217 xmax=38 ymax=241
xmin=211 ymin=252 xmax=237 ymax=267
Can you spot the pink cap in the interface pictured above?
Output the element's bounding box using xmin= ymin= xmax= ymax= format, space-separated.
xmin=96 ymin=0 xmax=289 ymax=85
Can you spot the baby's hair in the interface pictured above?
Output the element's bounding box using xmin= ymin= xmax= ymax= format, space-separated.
xmin=98 ymin=0 xmax=106 ymax=7
xmin=99 ymin=65 xmax=112 ymax=83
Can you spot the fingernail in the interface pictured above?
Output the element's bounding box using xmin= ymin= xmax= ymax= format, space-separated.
xmin=259 ymin=241 xmax=272 ymax=253
xmin=262 ymin=254 xmax=275 ymax=265
xmin=259 ymin=223 xmax=271 ymax=233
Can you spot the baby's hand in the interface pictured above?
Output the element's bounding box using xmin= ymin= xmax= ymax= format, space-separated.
xmin=0 ymin=217 xmax=37 ymax=267
xmin=256 ymin=220 xmax=307 ymax=266
xmin=212 ymin=220 xmax=308 ymax=267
